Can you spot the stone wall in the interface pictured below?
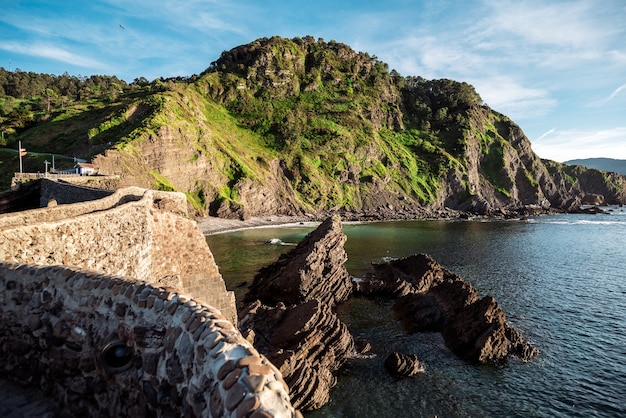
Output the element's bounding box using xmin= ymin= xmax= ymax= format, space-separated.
xmin=0 ymin=185 xmax=236 ymax=324
xmin=38 ymin=178 xmax=115 ymax=207
xmin=0 ymin=263 xmax=297 ymax=417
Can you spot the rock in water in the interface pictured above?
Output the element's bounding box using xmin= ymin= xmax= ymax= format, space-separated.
xmin=244 ymin=215 xmax=353 ymax=308
xmin=362 ymin=254 xmax=538 ymax=364
xmin=392 ymin=293 xmax=447 ymax=332
xmin=354 ymin=253 xmax=447 ymax=297
xmin=384 ymin=352 xmax=424 ymax=378
xmin=239 ymin=299 xmax=355 ymax=411
xmin=441 ymin=295 xmax=510 ymax=363
xmin=240 ymin=216 xmax=355 ymax=411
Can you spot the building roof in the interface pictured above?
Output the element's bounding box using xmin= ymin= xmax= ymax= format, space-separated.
xmin=76 ymin=163 xmax=96 ymax=169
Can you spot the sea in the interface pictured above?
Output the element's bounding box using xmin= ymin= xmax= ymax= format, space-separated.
xmin=206 ymin=207 xmax=626 ymax=418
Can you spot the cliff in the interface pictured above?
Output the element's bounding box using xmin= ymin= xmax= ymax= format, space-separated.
xmin=5 ymin=36 xmax=626 ymax=218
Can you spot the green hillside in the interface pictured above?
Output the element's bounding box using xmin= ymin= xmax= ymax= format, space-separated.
xmin=1 ymin=36 xmax=624 ymax=216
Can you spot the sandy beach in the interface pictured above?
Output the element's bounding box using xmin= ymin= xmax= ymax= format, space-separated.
xmin=196 ymin=215 xmax=319 ymax=235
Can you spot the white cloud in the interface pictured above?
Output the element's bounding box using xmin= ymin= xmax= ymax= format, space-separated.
xmin=531 ymin=127 xmax=626 ymax=162
xmin=605 ymin=83 xmax=626 ymax=102
xmin=470 ymin=76 xmax=557 ymax=120
xmin=485 ymin=0 xmax=611 ymax=49
xmin=0 ymin=41 xmax=107 ymax=69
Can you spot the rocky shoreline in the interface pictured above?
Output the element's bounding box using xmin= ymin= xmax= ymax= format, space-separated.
xmin=222 ymin=215 xmax=539 ymax=412
xmin=196 ymin=201 xmax=620 ymax=235
xmin=195 ymin=205 xmax=557 ymax=236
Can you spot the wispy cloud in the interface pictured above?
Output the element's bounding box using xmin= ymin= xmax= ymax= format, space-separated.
xmin=485 ymin=0 xmax=609 ymax=49
xmin=0 ymin=41 xmax=107 ymax=69
xmin=470 ymin=76 xmax=557 ymax=121
xmin=531 ymin=127 xmax=626 ymax=161
xmin=604 ymin=83 xmax=626 ymax=103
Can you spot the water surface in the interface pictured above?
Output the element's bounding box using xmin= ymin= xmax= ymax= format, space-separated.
xmin=206 ymin=208 xmax=626 ymax=417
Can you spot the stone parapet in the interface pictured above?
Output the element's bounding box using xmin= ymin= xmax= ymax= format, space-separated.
xmin=0 ymin=263 xmax=298 ymax=417
xmin=0 ymin=185 xmax=236 ymax=323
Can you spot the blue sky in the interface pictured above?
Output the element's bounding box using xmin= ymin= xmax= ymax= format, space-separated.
xmin=1 ymin=0 xmax=625 ymax=162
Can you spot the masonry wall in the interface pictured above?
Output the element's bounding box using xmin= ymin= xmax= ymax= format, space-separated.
xmin=0 ymin=186 xmax=237 ymax=323
xmin=0 ymin=263 xmax=297 ymax=417
xmin=149 ymin=207 xmax=236 ymax=313
xmin=39 ymin=178 xmax=114 ymax=206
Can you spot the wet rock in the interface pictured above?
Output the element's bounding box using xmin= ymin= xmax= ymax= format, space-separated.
xmin=359 ymin=253 xmax=538 ymax=364
xmin=244 ymin=216 xmax=353 ymax=308
xmin=239 ymin=299 xmax=354 ymax=411
xmin=392 ymin=293 xmax=446 ymax=332
xmin=505 ymin=324 xmax=539 ymax=361
xmin=384 ymin=352 xmax=424 ymax=378
xmin=354 ymin=253 xmax=447 ymax=297
xmin=441 ymin=296 xmax=510 ymax=364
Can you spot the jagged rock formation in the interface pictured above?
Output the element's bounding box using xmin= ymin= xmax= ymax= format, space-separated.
xmin=384 ymin=352 xmax=425 ymax=378
xmin=240 ymin=216 xmax=355 ymax=411
xmin=244 ymin=216 xmax=353 ymax=307
xmin=238 ymin=299 xmax=354 ymax=411
xmin=360 ymin=254 xmax=538 ymax=364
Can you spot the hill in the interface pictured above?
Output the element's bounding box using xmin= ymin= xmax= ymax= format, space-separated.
xmin=565 ymin=158 xmax=626 ymax=175
xmin=1 ymin=36 xmax=625 ymax=218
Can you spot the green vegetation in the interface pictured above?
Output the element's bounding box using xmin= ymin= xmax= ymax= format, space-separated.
xmin=2 ymin=36 xmax=622 ymax=212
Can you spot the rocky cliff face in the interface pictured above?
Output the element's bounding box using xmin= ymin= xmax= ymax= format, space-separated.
xmin=88 ymin=36 xmax=625 ymax=218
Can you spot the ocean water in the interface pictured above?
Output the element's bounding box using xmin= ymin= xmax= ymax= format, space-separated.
xmin=206 ymin=207 xmax=626 ymax=417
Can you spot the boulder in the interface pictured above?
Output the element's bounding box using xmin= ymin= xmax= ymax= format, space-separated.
xmin=384 ymin=352 xmax=424 ymax=378
xmin=244 ymin=215 xmax=353 ymax=307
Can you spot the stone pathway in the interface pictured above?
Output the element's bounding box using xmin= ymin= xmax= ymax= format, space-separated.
xmin=0 ymin=379 xmax=61 ymax=417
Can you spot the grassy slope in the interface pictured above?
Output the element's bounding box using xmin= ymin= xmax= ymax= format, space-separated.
xmin=2 ymin=37 xmax=622 ymax=210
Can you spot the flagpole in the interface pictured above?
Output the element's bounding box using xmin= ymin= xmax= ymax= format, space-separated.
xmin=18 ymin=140 xmax=23 ymax=174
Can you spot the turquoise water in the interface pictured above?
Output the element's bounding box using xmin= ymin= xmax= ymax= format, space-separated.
xmin=206 ymin=208 xmax=626 ymax=417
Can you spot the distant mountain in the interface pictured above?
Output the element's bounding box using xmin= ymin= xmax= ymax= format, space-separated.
xmin=564 ymin=158 xmax=626 ymax=175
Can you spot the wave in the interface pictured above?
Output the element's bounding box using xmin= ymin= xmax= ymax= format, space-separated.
xmin=525 ymin=217 xmax=626 ymax=226
xmin=541 ymin=219 xmax=626 ymax=226
xmin=265 ymin=238 xmax=296 ymax=246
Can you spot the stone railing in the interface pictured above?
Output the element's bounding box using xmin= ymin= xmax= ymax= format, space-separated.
xmin=0 ymin=263 xmax=298 ymax=417
xmin=0 ymin=186 xmax=236 ymax=324
xmin=11 ymin=173 xmax=121 ymax=190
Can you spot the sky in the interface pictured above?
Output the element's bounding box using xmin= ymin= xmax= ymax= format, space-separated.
xmin=0 ymin=0 xmax=625 ymax=162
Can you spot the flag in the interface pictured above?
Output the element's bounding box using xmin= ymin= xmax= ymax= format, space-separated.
xmin=20 ymin=148 xmax=26 ymax=157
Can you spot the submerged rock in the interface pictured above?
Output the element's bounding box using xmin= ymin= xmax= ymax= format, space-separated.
xmin=384 ymin=352 xmax=424 ymax=378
